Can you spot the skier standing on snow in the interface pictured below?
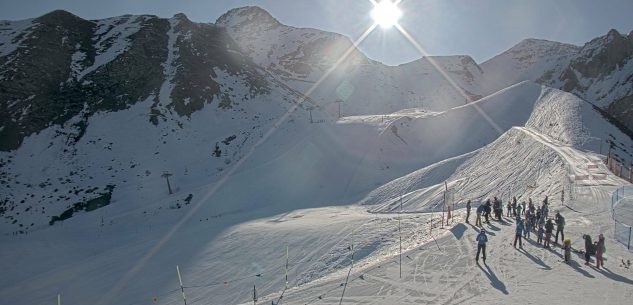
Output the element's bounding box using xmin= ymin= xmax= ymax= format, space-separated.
xmin=583 ymin=234 xmax=594 ymax=265
xmin=514 ymin=218 xmax=524 ymax=248
xmin=512 ymin=197 xmax=518 ymax=217
xmin=493 ymin=197 xmax=500 ymax=221
xmin=596 ymin=234 xmax=605 ymax=269
xmin=563 ymin=238 xmax=571 ymax=263
xmin=506 ymin=201 xmax=512 ymax=217
xmin=465 ymin=200 xmax=472 ymax=223
xmin=524 ymin=215 xmax=532 ymax=239
xmin=484 ymin=200 xmax=492 ymax=224
xmin=521 ymin=201 xmax=526 ymax=215
xmin=554 ymin=211 xmax=565 ymax=244
xmin=525 ymin=209 xmax=533 ymax=229
xmin=544 ymin=219 xmax=554 ymax=248
xmin=476 ymin=203 xmax=484 ymax=227
xmin=537 ymin=224 xmax=545 ymax=245
xmin=476 ymin=229 xmax=488 ymax=264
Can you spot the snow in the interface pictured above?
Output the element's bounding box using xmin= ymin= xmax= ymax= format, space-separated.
xmin=481 ymin=39 xmax=580 ymax=94
xmin=74 ymin=15 xmax=145 ymax=80
xmin=2 ymin=9 xmax=633 ymax=305
xmin=2 ymin=73 xmax=633 ymax=305
xmin=158 ymin=17 xmax=181 ymax=107
xmin=0 ymin=18 xmax=35 ymax=57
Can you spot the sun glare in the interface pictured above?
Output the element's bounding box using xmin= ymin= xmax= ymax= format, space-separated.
xmin=371 ymin=0 xmax=402 ymax=28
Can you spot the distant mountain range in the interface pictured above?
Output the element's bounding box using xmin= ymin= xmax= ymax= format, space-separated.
xmin=0 ymin=6 xmax=632 ymax=234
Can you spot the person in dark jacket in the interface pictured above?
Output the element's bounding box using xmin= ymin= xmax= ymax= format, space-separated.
xmin=596 ymin=234 xmax=605 ymax=269
xmin=514 ymin=219 xmax=524 ymax=248
xmin=483 ymin=200 xmax=492 ymax=224
xmin=554 ymin=211 xmax=565 ymax=244
xmin=583 ymin=234 xmax=594 ymax=265
xmin=476 ymin=229 xmax=488 ymax=264
xmin=465 ymin=200 xmax=472 ymax=223
xmin=544 ymin=219 xmax=554 ymax=248
xmin=476 ymin=203 xmax=484 ymax=227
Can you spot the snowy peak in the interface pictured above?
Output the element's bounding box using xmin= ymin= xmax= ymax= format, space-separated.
xmin=484 ymin=38 xmax=580 ymax=70
xmin=216 ymin=6 xmax=281 ymax=29
xmin=573 ymin=28 xmax=633 ymax=78
xmin=35 ymin=9 xmax=87 ymax=25
xmin=403 ymin=55 xmax=483 ymax=81
xmin=480 ymin=38 xmax=580 ymax=93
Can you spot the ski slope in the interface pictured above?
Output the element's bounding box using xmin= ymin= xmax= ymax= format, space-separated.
xmin=1 ymin=78 xmax=632 ymax=305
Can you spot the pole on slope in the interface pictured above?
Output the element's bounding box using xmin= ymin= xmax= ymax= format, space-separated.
xmin=176 ymin=265 xmax=187 ymax=305
xmin=58 ymin=293 xmax=61 ymax=305
xmin=285 ymin=245 xmax=289 ymax=289
xmin=162 ymin=172 xmax=173 ymax=195
xmin=253 ymin=284 xmax=257 ymax=305
xmin=399 ymin=194 xmax=403 ymax=279
xmin=339 ymin=229 xmax=355 ymax=305
xmin=442 ymin=182 xmax=446 ymax=229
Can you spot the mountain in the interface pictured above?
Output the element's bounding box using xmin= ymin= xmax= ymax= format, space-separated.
xmin=1 ymin=6 xmax=633 ymax=305
xmin=217 ymin=6 xmax=485 ymax=115
xmin=0 ymin=5 xmax=631 ymax=236
xmin=482 ymin=29 xmax=633 ymax=133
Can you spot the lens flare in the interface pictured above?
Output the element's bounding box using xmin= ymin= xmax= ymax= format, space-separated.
xmin=371 ymin=0 xmax=402 ymax=28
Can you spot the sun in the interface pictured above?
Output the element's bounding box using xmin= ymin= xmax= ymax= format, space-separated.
xmin=371 ymin=0 xmax=402 ymax=28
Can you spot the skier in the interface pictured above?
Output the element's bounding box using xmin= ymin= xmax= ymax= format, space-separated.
xmin=521 ymin=201 xmax=527 ymax=215
xmin=476 ymin=229 xmax=488 ymax=264
xmin=596 ymin=234 xmax=605 ymax=269
xmin=528 ymin=198 xmax=534 ymax=210
xmin=554 ymin=211 xmax=565 ymax=244
xmin=493 ymin=197 xmax=500 ymax=221
xmin=506 ymin=201 xmax=512 ymax=217
xmin=514 ymin=218 xmax=524 ymax=248
xmin=543 ymin=204 xmax=549 ymax=220
xmin=544 ymin=219 xmax=554 ymax=248
xmin=483 ymin=200 xmax=491 ymax=224
xmin=537 ymin=224 xmax=545 ymax=245
xmin=583 ymin=234 xmax=594 ymax=265
xmin=512 ymin=197 xmax=518 ymax=217
xmin=476 ymin=203 xmax=484 ymax=227
xmin=524 ymin=215 xmax=532 ymax=239
xmin=526 ymin=209 xmax=535 ymax=232
xmin=465 ymin=200 xmax=471 ymax=223
xmin=563 ymin=238 xmax=571 ymax=263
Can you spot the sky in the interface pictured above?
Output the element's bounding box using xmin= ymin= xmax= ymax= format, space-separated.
xmin=1 ymin=0 xmax=632 ymax=65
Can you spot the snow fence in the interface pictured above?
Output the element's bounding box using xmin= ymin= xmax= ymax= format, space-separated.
xmin=611 ymin=185 xmax=633 ymax=251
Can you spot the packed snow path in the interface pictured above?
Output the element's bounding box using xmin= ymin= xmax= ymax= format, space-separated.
xmin=260 ymin=185 xmax=633 ymax=305
xmin=517 ymin=127 xmax=615 ymax=187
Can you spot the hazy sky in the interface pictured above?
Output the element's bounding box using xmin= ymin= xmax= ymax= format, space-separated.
xmin=1 ymin=0 xmax=632 ymax=65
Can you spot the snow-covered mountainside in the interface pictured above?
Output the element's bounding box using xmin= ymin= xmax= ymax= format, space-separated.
xmin=1 ymin=6 xmax=633 ymax=305
xmin=481 ymin=38 xmax=580 ymax=93
xmin=217 ymin=6 xmax=485 ymax=114
xmin=482 ymin=29 xmax=633 ymax=133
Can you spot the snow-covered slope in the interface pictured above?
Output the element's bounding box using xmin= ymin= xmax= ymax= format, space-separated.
xmin=217 ymin=6 xmax=485 ymax=114
xmin=480 ymin=38 xmax=580 ymax=94
xmin=2 ymin=6 xmax=633 ymax=305
xmin=481 ymin=29 xmax=633 ymax=133
xmin=363 ymin=86 xmax=633 ymax=214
